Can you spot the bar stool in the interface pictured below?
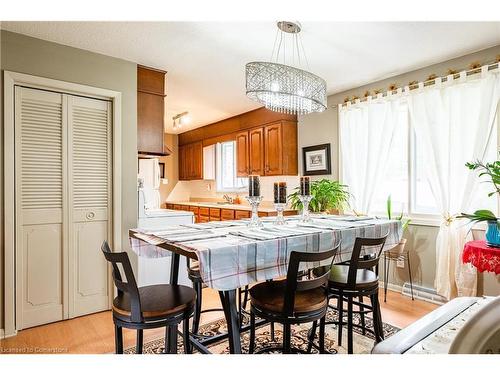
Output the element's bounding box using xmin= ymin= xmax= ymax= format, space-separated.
xmin=248 ymin=243 xmax=340 ymax=354
xmin=310 ymin=234 xmax=388 ymax=354
xmin=101 ymin=241 xmax=196 ymax=354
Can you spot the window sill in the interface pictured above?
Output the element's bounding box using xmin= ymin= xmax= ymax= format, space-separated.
xmin=408 ymin=217 xmax=487 ymax=231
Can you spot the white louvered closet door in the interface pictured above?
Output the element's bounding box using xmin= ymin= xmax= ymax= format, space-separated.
xmin=68 ymin=96 xmax=111 ymax=318
xmin=15 ymin=86 xmax=112 ymax=329
xmin=15 ymin=87 xmax=67 ymax=329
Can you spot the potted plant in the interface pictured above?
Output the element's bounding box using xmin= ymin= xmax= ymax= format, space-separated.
xmin=288 ymin=179 xmax=350 ymax=214
xmin=458 ymin=157 xmax=500 ymax=247
xmin=385 ymin=195 xmax=411 ymax=256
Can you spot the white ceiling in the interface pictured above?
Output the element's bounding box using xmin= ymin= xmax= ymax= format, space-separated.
xmin=2 ymin=21 xmax=500 ymax=133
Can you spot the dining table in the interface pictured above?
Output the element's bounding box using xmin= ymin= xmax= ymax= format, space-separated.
xmin=129 ymin=214 xmax=402 ymax=354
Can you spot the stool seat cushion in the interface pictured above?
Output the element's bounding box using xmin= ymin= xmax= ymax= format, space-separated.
xmin=249 ymin=280 xmax=327 ymax=315
xmin=113 ymin=284 xmax=196 ymax=320
xmin=313 ymin=265 xmax=378 ymax=290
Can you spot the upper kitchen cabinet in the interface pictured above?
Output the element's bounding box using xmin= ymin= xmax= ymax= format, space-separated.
xmin=179 ymin=107 xmax=298 ymax=178
xmin=179 ymin=141 xmax=203 ymax=180
xmin=137 ymin=65 xmax=170 ymax=156
xmin=236 ymin=131 xmax=249 ymax=176
xmin=248 ymin=127 xmax=265 ymax=175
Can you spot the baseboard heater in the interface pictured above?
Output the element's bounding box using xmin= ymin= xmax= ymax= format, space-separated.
xmin=384 ymin=281 xmax=447 ymax=305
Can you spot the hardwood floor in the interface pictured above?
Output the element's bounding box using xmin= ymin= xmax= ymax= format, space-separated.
xmin=0 ymin=289 xmax=437 ymax=354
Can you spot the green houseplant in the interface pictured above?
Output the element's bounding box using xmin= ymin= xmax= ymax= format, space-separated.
xmin=458 ymin=156 xmax=500 ymax=246
xmin=288 ymin=179 xmax=350 ymax=213
xmin=386 ymin=195 xmax=411 ymax=231
xmin=385 ymin=195 xmax=411 ymax=255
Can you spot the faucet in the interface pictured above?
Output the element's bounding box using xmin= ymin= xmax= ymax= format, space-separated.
xmin=222 ymin=194 xmax=234 ymax=204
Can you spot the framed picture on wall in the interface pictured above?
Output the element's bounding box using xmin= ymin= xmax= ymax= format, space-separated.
xmin=302 ymin=143 xmax=331 ymax=176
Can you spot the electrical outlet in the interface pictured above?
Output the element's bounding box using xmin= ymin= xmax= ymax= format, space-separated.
xmin=396 ymin=259 xmax=405 ymax=268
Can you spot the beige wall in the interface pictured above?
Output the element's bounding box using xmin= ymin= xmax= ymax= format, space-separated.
xmin=158 ymin=133 xmax=179 ymax=205
xmin=1 ymin=30 xmax=138 ymax=331
xmin=298 ymin=44 xmax=500 ymax=296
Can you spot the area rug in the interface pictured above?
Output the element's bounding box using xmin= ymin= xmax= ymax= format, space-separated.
xmin=124 ymin=309 xmax=399 ymax=354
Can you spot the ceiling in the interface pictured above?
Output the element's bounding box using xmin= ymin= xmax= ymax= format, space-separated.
xmin=2 ymin=21 xmax=500 ymax=133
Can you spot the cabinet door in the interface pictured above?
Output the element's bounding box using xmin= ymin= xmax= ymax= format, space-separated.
xmin=137 ymin=92 xmax=164 ymax=155
xmin=178 ymin=145 xmax=187 ymax=180
xmin=249 ymin=127 xmax=265 ymax=175
xmin=236 ymin=131 xmax=250 ymax=177
xmin=264 ymin=123 xmax=283 ymax=175
xmin=191 ymin=142 xmax=203 ymax=180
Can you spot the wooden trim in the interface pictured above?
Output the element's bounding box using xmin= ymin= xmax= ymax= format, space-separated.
xmin=137 ymin=64 xmax=167 ymax=74
xmin=3 ymin=71 xmax=122 ymax=336
xmin=178 ymin=107 xmax=296 ymax=146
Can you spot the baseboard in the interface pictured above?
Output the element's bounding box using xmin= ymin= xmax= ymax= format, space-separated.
xmin=380 ymin=281 xmax=446 ymax=305
xmin=0 ymin=328 xmax=18 ymax=340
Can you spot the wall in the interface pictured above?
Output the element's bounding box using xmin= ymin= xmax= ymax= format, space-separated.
xmin=1 ymin=30 xmax=138 ymax=332
xmin=158 ymin=133 xmax=179 ymax=204
xmin=298 ymin=44 xmax=500 ymax=297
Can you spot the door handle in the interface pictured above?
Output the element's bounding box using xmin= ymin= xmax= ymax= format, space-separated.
xmin=86 ymin=211 xmax=96 ymax=220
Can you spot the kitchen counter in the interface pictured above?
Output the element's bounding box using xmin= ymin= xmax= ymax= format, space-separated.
xmin=165 ymin=201 xmax=294 ymax=213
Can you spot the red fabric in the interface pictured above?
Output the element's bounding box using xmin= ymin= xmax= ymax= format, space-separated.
xmin=462 ymin=240 xmax=500 ymax=274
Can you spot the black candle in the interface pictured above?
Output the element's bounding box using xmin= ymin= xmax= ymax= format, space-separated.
xmin=300 ymin=177 xmax=310 ymax=195
xmin=248 ymin=175 xmax=260 ymax=197
xmin=279 ymin=182 xmax=287 ymax=204
xmin=273 ymin=182 xmax=279 ymax=203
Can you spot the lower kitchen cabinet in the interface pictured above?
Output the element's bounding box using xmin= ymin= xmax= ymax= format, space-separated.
xmin=166 ymin=203 xmax=297 ymax=222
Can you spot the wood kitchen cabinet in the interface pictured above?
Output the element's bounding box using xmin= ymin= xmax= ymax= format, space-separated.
xmin=264 ymin=121 xmax=298 ymax=176
xmin=249 ymin=127 xmax=265 ymax=175
xmin=167 ymin=203 xmax=297 ymax=220
xmin=236 ymin=121 xmax=298 ymax=177
xmin=179 ymin=141 xmax=203 ymax=180
xmin=137 ymin=66 xmax=168 ymax=155
xmin=236 ymin=131 xmax=250 ymax=177
xmin=236 ymin=127 xmax=265 ymax=177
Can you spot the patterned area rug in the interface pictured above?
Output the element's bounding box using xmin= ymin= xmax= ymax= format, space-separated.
xmin=124 ymin=309 xmax=399 ymax=354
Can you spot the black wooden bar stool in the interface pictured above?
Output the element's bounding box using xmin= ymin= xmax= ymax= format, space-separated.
xmin=248 ymin=243 xmax=340 ymax=354
xmin=101 ymin=241 xmax=196 ymax=354
xmin=310 ymin=234 xmax=388 ymax=354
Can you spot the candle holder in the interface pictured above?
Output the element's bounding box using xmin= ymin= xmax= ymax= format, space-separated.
xmin=273 ymin=203 xmax=287 ymax=225
xmin=246 ymin=196 xmax=263 ymax=227
xmin=299 ymin=195 xmax=313 ymax=223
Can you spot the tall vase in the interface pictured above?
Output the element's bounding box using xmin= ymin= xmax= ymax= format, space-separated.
xmin=486 ymin=220 xmax=500 ymax=247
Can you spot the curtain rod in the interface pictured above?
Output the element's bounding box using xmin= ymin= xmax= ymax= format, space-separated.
xmin=332 ymin=60 xmax=500 ymax=109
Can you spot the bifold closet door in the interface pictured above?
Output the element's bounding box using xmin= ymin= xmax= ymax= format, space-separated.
xmin=15 ymin=86 xmax=112 ymax=329
xmin=68 ymin=95 xmax=111 ymax=318
xmin=15 ymin=87 xmax=67 ymax=329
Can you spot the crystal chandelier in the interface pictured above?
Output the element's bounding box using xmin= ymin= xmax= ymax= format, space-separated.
xmin=245 ymin=21 xmax=327 ymax=115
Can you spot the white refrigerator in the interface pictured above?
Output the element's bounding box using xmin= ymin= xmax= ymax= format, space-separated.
xmin=137 ymin=157 xmax=193 ymax=287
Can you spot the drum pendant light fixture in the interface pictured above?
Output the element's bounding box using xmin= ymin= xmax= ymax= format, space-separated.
xmin=245 ymin=21 xmax=327 ymax=115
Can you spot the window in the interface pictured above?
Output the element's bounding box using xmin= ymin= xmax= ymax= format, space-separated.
xmin=216 ymin=141 xmax=248 ymax=192
xmin=371 ymin=104 xmax=410 ymax=214
xmin=370 ymin=103 xmax=498 ymax=220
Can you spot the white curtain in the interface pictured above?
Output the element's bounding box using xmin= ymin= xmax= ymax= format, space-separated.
xmin=340 ymin=96 xmax=402 ymax=214
xmin=407 ymin=69 xmax=500 ymax=300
